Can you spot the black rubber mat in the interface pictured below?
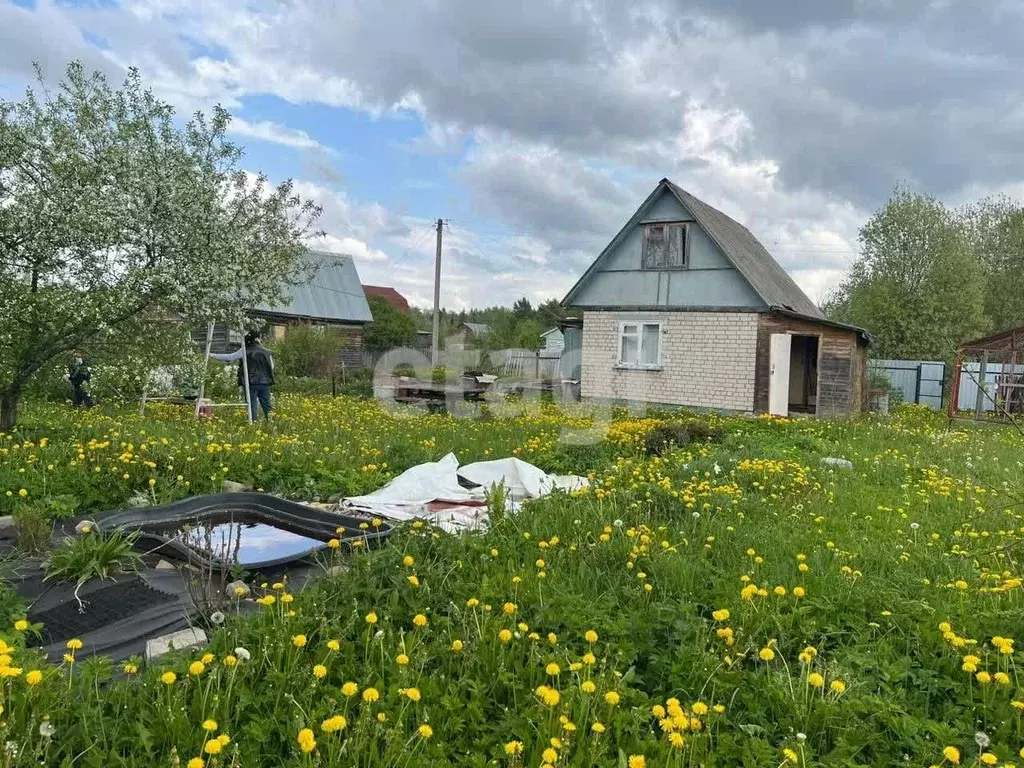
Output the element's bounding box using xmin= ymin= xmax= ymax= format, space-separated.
xmin=32 ymin=578 xmax=176 ymax=646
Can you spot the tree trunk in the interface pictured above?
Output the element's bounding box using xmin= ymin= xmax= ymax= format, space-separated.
xmin=0 ymin=389 xmax=20 ymax=432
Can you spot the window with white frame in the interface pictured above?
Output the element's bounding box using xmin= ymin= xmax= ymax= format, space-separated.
xmin=618 ymin=322 xmax=662 ymax=368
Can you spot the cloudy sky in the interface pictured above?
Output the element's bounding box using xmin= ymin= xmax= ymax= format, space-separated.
xmin=3 ymin=0 xmax=1023 ymax=310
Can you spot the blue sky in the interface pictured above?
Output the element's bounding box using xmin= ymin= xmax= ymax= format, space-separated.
xmin=4 ymin=0 xmax=1024 ymax=309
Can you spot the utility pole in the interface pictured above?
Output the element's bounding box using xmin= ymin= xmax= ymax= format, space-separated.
xmin=430 ymin=218 xmax=443 ymax=368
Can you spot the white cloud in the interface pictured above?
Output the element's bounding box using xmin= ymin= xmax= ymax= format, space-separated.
xmin=229 ymin=117 xmax=326 ymax=151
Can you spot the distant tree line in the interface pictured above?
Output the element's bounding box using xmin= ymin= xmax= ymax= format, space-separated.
xmin=824 ymin=184 xmax=1024 ymax=361
xmin=409 ymin=298 xmax=579 ymax=352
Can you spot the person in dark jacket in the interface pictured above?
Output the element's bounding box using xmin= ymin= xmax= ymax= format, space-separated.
xmin=210 ymin=331 xmax=275 ymax=421
xmin=68 ymin=351 xmax=93 ymax=408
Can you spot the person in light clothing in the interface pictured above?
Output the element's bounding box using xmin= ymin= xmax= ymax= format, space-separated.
xmin=210 ymin=330 xmax=275 ymax=421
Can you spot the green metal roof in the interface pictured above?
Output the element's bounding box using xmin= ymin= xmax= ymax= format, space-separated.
xmin=255 ymin=250 xmax=373 ymax=324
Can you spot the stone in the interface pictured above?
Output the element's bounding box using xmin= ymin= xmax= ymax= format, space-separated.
xmin=145 ymin=628 xmax=208 ymax=663
xmin=127 ymin=491 xmax=150 ymax=508
xmin=154 ymin=559 xmax=177 ymax=570
xmin=75 ymin=520 xmax=98 ymax=535
xmin=822 ymin=457 xmax=854 ymax=471
xmin=221 ymin=480 xmax=252 ymax=493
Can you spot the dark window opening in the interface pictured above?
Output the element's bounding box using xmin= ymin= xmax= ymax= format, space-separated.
xmin=642 ymin=223 xmax=687 ymax=269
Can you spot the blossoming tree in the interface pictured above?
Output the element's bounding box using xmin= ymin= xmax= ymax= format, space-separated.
xmin=0 ymin=62 xmax=322 ymax=429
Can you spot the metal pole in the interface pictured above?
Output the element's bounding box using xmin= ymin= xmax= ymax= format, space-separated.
xmin=430 ymin=218 xmax=443 ymax=369
xmin=974 ymin=350 xmax=989 ymax=421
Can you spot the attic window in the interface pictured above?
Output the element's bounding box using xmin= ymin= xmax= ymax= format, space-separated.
xmin=642 ymin=223 xmax=687 ymax=269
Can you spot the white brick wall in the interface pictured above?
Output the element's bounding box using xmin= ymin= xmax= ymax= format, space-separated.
xmin=580 ymin=311 xmax=758 ymax=412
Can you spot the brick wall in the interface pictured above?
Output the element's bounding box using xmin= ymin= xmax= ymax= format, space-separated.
xmin=580 ymin=311 xmax=758 ymax=411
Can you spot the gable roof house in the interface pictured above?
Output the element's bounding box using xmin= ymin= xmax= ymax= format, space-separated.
xmin=362 ymin=285 xmax=411 ymax=314
xmin=561 ymin=179 xmax=870 ymax=417
xmin=196 ymin=250 xmax=374 ymax=370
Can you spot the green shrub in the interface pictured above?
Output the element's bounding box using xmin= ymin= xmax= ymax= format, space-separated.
xmin=45 ymin=528 xmax=144 ymax=587
xmin=13 ymin=505 xmax=52 ymax=554
xmin=644 ymin=419 xmax=723 ymax=457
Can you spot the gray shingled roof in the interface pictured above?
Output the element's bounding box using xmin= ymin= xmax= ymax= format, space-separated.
xmin=665 ymin=181 xmax=823 ymax=318
xmin=461 ymin=322 xmax=492 ymax=336
xmin=255 ymin=250 xmax=373 ymax=324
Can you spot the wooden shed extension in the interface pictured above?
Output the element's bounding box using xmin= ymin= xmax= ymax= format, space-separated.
xmin=754 ymin=309 xmax=871 ymax=418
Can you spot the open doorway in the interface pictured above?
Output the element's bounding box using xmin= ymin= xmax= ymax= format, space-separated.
xmin=788 ymin=335 xmax=819 ymax=414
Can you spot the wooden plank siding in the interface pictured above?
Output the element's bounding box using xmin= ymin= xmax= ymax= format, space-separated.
xmin=754 ymin=313 xmax=868 ymax=417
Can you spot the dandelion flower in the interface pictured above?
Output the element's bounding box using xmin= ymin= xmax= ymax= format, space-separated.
xmin=592 ymin=722 xmax=606 ymax=733
xmin=161 ymin=671 xmax=177 ymax=685
xmin=451 ymin=639 xmax=464 ymax=651
xmin=297 ymin=728 xmax=316 ymax=753
xmin=504 ymin=741 xmax=524 ymax=755
xmin=692 ymin=702 xmax=708 ymax=715
xmin=13 ymin=620 xmax=28 ymax=632
xmin=979 ymin=753 xmax=997 ymax=765
xmin=313 ymin=664 xmax=327 ymax=679
xmin=187 ymin=759 xmax=204 ymax=768
xmin=25 ymin=670 xmax=42 ymax=686
xmin=604 ymin=691 xmax=620 ymax=706
xmin=542 ymin=748 xmax=558 ymax=763
xmin=628 ymin=756 xmax=646 ymax=768
xmin=545 ymin=662 xmax=561 ymax=676
xmin=413 ymin=614 xmax=428 ymax=627
xmin=759 ymin=647 xmax=775 ymax=662
xmin=581 ymin=680 xmax=596 ymax=693
xmin=321 ymin=715 xmax=347 ymax=733
xmin=418 ymin=724 xmax=433 ymax=739
xmin=365 ymin=612 xmax=378 ymax=625
xmin=808 ymin=673 xmax=825 ymax=688
xmin=362 ymin=687 xmax=380 ymax=703
xmin=326 ymin=639 xmax=341 ymax=652
xmin=711 ymin=609 xmax=730 ymax=622
xmin=498 ymin=629 xmax=513 ymax=644
xmin=203 ymin=739 xmax=222 ymax=755
xmin=189 ymin=661 xmax=205 ymax=676
xmin=404 ymin=687 xmax=421 ymax=702
xmin=585 ymin=629 xmax=599 ymax=643
xmin=342 ymin=682 xmax=358 ymax=697
xmin=202 ymin=719 xmax=218 ymax=732
xmin=66 ymin=639 xmax=83 ymax=651
xmin=292 ymin=634 xmax=307 ymax=648
xmin=942 ymin=746 xmax=960 ymax=765
xmin=830 ymin=680 xmax=846 ymax=694
xmin=503 ymin=602 xmax=517 ymax=615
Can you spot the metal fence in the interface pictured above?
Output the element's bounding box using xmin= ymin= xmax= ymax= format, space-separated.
xmin=956 ymin=361 xmax=1024 ymax=413
xmin=868 ymin=359 xmax=946 ymax=409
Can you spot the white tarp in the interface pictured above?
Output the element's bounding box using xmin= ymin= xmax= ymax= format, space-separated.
xmin=459 ymin=457 xmax=588 ymax=499
xmin=341 ymin=453 xmax=587 ymax=533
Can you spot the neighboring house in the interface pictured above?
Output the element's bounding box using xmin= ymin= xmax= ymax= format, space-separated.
xmin=362 ymin=285 xmax=411 ymax=314
xmin=539 ymin=327 xmax=565 ymax=358
xmin=459 ymin=322 xmax=492 ymax=339
xmin=446 ymin=322 xmax=492 ymax=354
xmin=194 ymin=250 xmax=374 ymax=370
xmin=561 ymin=178 xmax=870 ymax=417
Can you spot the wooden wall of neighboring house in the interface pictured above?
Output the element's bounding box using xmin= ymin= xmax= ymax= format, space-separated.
xmin=754 ymin=313 xmax=866 ymax=417
xmin=335 ymin=325 xmax=365 ymax=371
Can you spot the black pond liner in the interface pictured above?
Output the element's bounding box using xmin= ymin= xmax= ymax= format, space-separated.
xmin=78 ymin=492 xmax=392 ymax=572
xmin=14 ymin=494 xmax=393 ymax=662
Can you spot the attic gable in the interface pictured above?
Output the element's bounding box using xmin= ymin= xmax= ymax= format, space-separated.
xmin=562 ymin=179 xmax=822 ymax=318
